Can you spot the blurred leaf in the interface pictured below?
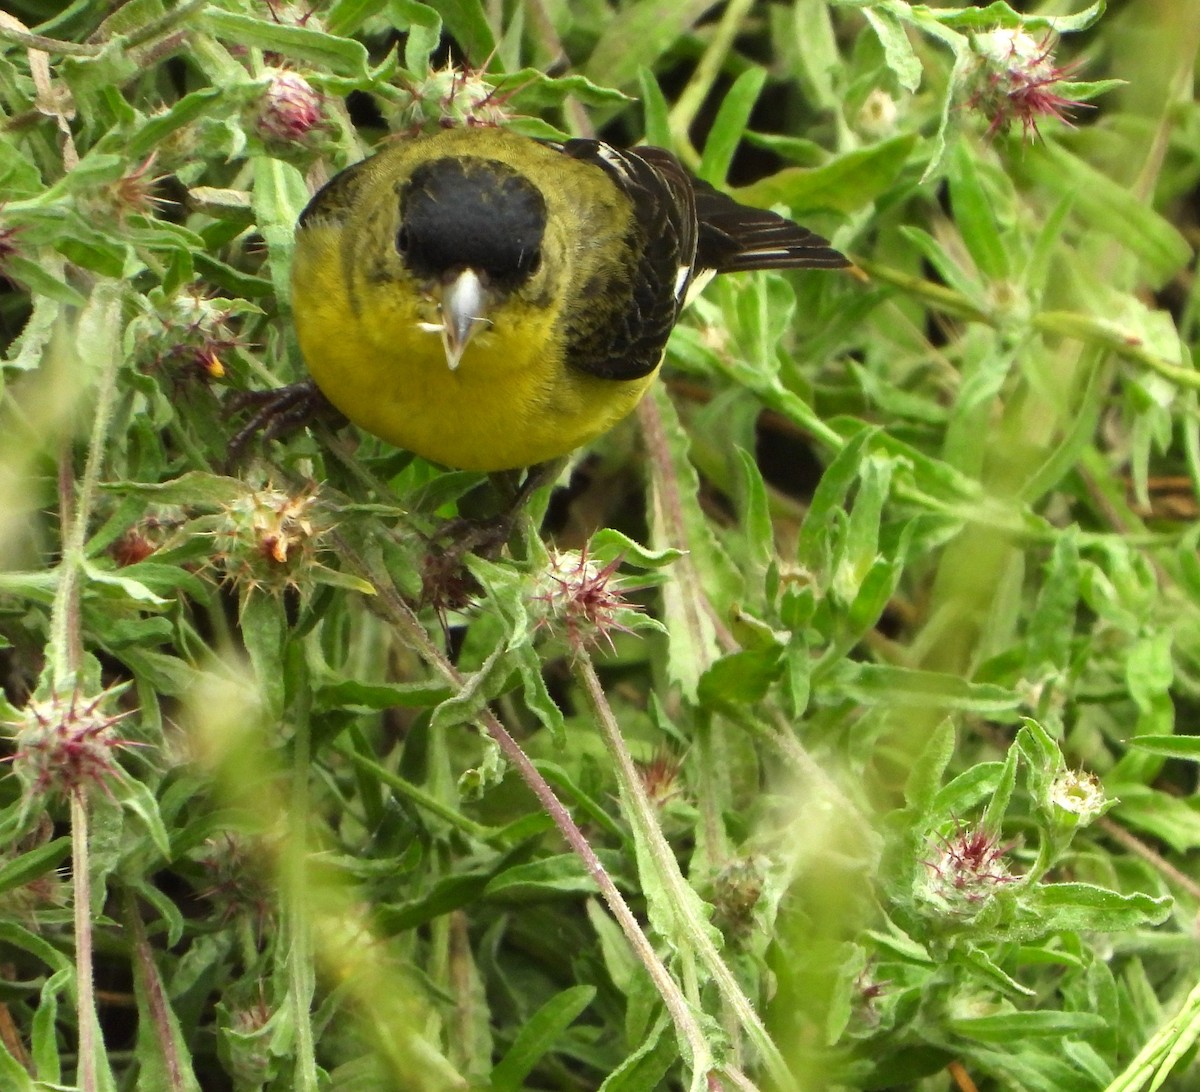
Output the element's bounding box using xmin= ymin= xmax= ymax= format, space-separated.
xmin=490 ymin=985 xmax=596 ymax=1092
xmin=733 ymin=134 xmax=917 ymax=214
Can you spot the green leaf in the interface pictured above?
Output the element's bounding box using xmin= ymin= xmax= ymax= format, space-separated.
xmin=1128 ymin=735 xmax=1200 ymax=761
xmin=1030 ymin=882 xmax=1171 ymax=932
xmin=818 ymin=662 xmax=1021 ymax=713
xmin=2 ymin=254 xmax=86 ymax=306
xmin=0 ymin=1042 xmax=35 ymax=1092
xmin=584 ymin=0 xmax=714 ymax=92
xmin=797 ymin=425 xmax=877 ymax=571
xmin=949 ymin=142 xmax=1010 ymax=281
xmin=119 ymin=778 xmax=172 ymax=862
xmin=315 ymin=679 xmax=451 ymax=711
xmin=698 ymin=646 xmax=784 ymax=705
xmin=949 ymin=1009 xmax=1109 ymax=1041
xmin=201 ymin=10 xmax=372 ymax=76
xmin=733 ymin=134 xmax=916 ymax=214
xmin=638 ymin=68 xmax=672 ymax=148
xmin=599 ymin=1014 xmax=675 ymax=1092
xmin=490 ymin=985 xmax=596 ymax=1092
xmin=388 ymin=0 xmax=443 ymax=73
xmin=698 ymin=67 xmax=767 ymax=185
xmin=904 ymin=717 xmax=956 ymax=812
xmin=0 ymin=839 xmax=71 ymax=896
xmin=485 ymin=856 xmax=596 ymax=900
xmin=126 ymin=88 xmax=222 ymax=159
xmin=1018 ymin=142 xmax=1191 ymax=288
xmin=239 ymin=593 xmax=287 ymax=720
xmin=861 ymin=6 xmax=923 ymax=92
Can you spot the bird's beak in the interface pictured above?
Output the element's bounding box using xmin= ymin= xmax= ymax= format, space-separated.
xmin=439 ymin=269 xmax=488 ymax=371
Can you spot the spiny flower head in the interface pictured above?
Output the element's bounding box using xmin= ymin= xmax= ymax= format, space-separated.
xmin=532 ymin=547 xmax=641 ymax=655
xmin=133 ymin=290 xmax=252 ymax=385
xmin=918 ymin=823 xmax=1016 ymax=915
xmin=258 ymin=69 xmax=325 ymax=144
xmin=213 ymin=482 xmax=328 ymax=598
xmin=5 ymin=685 xmax=137 ymax=803
xmin=968 ymin=28 xmax=1085 ymax=139
xmin=639 ymin=747 xmax=684 ymax=808
xmin=197 ymin=834 xmax=273 ymax=929
xmin=397 ymin=61 xmax=515 ymax=131
xmin=110 ymin=154 xmax=171 ymax=220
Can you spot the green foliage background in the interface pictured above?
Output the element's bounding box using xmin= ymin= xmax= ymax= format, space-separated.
xmin=0 ymin=0 xmax=1198 ymax=1089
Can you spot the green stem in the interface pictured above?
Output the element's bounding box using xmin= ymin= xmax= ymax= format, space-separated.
xmin=336 ymin=743 xmax=498 ymax=841
xmin=857 ymin=258 xmax=1197 ymax=392
xmin=576 ymin=655 xmax=794 ymax=1091
xmin=322 ymin=526 xmax=721 ymax=1085
xmin=71 ymin=791 xmax=97 ymax=1092
xmin=667 ymin=0 xmax=757 ymax=166
xmin=48 ymin=284 xmax=122 ymax=686
xmin=287 ymin=652 xmax=319 ymax=1091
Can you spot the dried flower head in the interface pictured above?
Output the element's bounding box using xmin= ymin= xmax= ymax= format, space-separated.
xmin=111 ymin=154 xmax=170 ymax=220
xmin=258 ymin=70 xmax=325 ymax=143
xmin=639 ymin=747 xmax=684 ymax=808
xmin=6 ymin=685 xmax=137 ymax=802
xmin=109 ymin=510 xmax=185 ymax=567
xmin=533 ymin=547 xmax=641 ymax=654
xmin=968 ymin=28 xmax=1085 ymax=139
xmin=221 ymin=990 xmax=275 ymax=1086
xmin=857 ymin=88 xmax=900 ymax=138
xmin=213 ymin=482 xmax=327 ymax=597
xmin=198 ymin=834 xmax=273 ymax=930
xmin=712 ymin=856 xmax=767 ymax=939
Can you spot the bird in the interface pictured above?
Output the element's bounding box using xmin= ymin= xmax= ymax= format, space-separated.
xmin=286 ymin=126 xmax=847 ymax=474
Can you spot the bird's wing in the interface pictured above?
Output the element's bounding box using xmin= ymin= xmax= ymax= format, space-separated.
xmin=688 ymin=176 xmax=848 ymax=274
xmin=552 ymin=138 xmax=696 ymax=381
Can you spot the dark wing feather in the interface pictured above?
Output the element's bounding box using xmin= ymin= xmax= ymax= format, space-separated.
xmin=553 ymin=138 xmax=697 ymax=381
xmin=548 ymin=139 xmax=847 ymax=382
xmin=691 ymin=178 xmax=848 ymax=273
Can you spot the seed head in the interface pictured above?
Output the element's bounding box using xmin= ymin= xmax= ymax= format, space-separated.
xmin=135 ymin=291 xmax=247 ymax=385
xmin=213 ymin=482 xmax=327 ymax=598
xmin=639 ymin=747 xmax=684 ymax=808
xmin=111 ymin=154 xmax=170 ymax=220
xmin=711 ymin=856 xmax=767 ymax=939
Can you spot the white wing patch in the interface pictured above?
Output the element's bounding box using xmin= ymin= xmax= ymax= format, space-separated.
xmin=673 ymin=264 xmax=692 ymax=300
xmin=682 ymin=268 xmax=716 ymax=308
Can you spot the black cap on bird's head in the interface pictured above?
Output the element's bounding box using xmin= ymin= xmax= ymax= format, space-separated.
xmin=398 ymin=156 xmax=547 ymax=370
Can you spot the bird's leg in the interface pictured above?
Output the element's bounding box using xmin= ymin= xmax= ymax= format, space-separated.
xmin=225 ymin=379 xmax=347 ymax=465
xmin=420 ymin=459 xmax=567 ymax=608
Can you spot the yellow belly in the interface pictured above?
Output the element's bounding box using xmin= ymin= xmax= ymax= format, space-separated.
xmin=292 ymin=231 xmax=655 ymax=472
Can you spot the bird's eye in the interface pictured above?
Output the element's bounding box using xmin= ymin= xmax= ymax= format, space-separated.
xmin=527 ymin=250 xmax=542 ymax=275
xmin=396 ymin=227 xmax=410 ymax=254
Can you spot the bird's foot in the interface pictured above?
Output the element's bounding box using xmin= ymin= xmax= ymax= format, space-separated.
xmin=225 ymin=380 xmax=346 ymax=464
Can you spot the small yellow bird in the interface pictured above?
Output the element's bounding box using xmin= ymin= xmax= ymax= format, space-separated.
xmin=288 ymin=127 xmax=846 ymax=473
